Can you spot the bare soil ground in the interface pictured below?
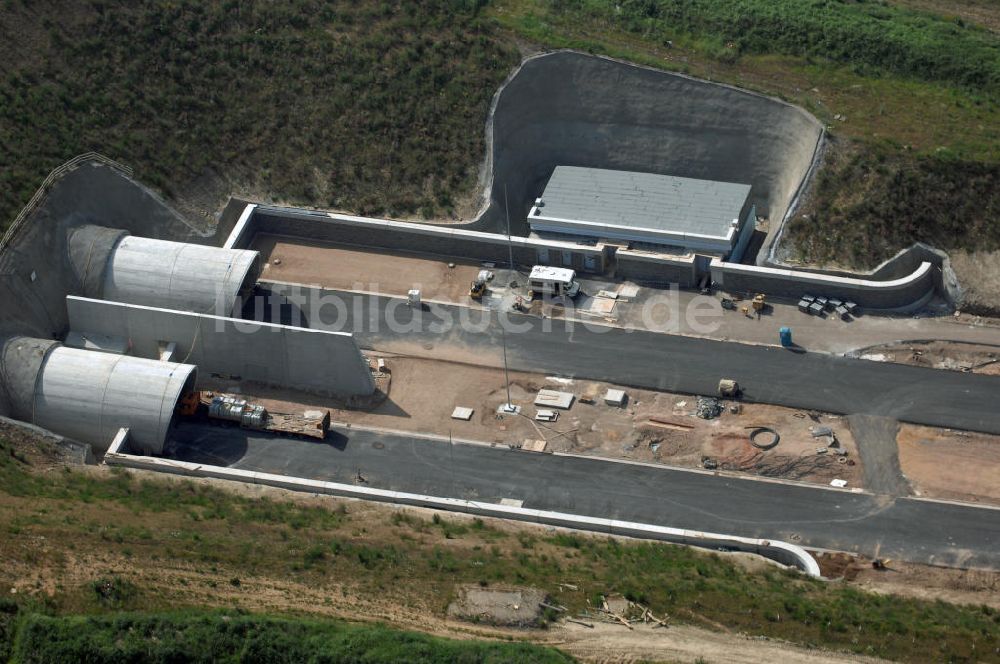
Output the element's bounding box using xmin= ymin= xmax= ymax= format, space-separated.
xmin=892 ymin=0 xmax=1000 ymax=32
xmin=857 ymin=339 xmax=1000 ymax=375
xmin=250 ymin=235 xmax=1000 ymax=356
xmin=253 ymin=234 xmax=482 ymax=302
xmin=815 ymin=552 xmax=1000 ymax=609
xmin=897 ymin=424 xmax=1000 ymax=506
xmin=253 ymin=353 xmax=1000 ymax=508
xmin=447 ymin=586 xmax=547 ymax=627
xmin=252 ymin=355 xmax=863 ymax=489
xmin=541 ymin=622 xmax=887 ymax=664
xmin=950 ymin=249 xmax=1000 ymax=315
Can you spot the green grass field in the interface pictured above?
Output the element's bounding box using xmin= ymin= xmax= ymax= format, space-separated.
xmin=1 ymin=607 xmax=571 ymax=663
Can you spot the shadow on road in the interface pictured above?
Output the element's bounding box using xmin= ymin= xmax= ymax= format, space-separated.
xmin=167 ymin=421 xmax=250 ymax=466
xmin=369 ymin=398 xmax=410 ymax=419
xmin=241 ymin=284 xmax=310 ymax=327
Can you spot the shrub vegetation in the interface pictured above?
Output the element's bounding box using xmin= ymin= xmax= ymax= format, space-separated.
xmin=0 ymin=0 xmax=517 ymax=227
xmin=7 ymin=610 xmax=571 ymax=663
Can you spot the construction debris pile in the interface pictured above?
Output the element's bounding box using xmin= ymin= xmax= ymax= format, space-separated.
xmin=696 ymin=396 xmax=723 ymax=419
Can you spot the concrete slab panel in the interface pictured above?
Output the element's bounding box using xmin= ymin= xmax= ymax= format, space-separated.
xmin=66 ymin=296 xmax=374 ymax=397
xmin=451 ymin=407 xmax=474 ymax=421
xmin=534 ymin=389 xmax=574 ymax=409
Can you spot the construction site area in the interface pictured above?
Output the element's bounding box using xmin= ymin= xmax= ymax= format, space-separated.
xmin=1 ymin=51 xmax=999 ymax=610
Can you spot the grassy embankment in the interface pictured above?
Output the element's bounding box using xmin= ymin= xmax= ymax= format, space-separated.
xmin=490 ymin=0 xmax=1000 ymax=268
xmin=1 ymin=430 xmax=997 ymax=662
xmin=0 ymin=0 xmax=518 ymax=228
xmin=3 ymin=0 xmax=1000 ymax=269
xmin=0 ymin=608 xmax=570 ymax=663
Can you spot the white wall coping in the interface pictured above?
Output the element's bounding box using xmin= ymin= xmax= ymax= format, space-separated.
xmin=711 ymin=257 xmax=933 ymax=290
xmin=103 ymin=449 xmax=821 ymax=577
xmin=615 ymin=248 xmax=698 ymax=266
xmin=252 ymin=205 xmax=606 ymax=255
xmin=66 ymin=295 xmax=357 ymax=340
xmin=223 ymin=203 xmax=258 ymax=249
xmin=528 ymin=212 xmax=735 ymax=245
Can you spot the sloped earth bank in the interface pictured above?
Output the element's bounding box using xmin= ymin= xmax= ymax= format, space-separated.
xmin=474 ymin=51 xmax=824 ymax=237
xmin=0 ymin=162 xmax=212 ymax=419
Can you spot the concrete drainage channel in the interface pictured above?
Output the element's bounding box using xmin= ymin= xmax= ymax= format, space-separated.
xmin=104 ymin=430 xmax=821 ymax=578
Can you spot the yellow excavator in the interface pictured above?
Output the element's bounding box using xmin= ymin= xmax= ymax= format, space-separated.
xmin=470 ymin=269 xmax=491 ymax=300
xmin=741 ymin=293 xmax=767 ymax=318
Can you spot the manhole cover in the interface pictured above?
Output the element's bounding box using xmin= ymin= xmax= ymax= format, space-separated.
xmin=372 ymin=441 xmax=385 ymax=450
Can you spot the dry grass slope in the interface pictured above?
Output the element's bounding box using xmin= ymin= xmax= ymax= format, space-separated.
xmin=0 ymin=424 xmax=998 ymax=662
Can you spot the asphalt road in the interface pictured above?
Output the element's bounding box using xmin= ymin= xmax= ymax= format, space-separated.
xmin=255 ymin=285 xmax=1000 ymax=434
xmin=168 ymin=422 xmax=1000 ymax=570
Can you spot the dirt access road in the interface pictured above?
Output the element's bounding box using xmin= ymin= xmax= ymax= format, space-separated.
xmin=248 ymin=356 xmax=863 ymax=490
xmin=238 ymin=352 xmax=1000 ymax=506
xmin=254 ymin=234 xmax=482 ymax=302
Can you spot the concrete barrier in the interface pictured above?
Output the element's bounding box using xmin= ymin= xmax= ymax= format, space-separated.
xmin=766 ymin=241 xmax=962 ymax=309
xmin=710 ymin=258 xmax=937 ymax=310
xmin=240 ymin=204 xmax=609 ymax=274
xmin=615 ymin=250 xmax=699 ymax=287
xmin=103 ymin=448 xmax=821 ymax=577
xmin=66 ymin=296 xmax=375 ymax=396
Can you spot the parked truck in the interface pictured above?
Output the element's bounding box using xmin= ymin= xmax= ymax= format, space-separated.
xmin=528 ymin=265 xmax=580 ymax=298
xmin=176 ymin=391 xmax=330 ymax=440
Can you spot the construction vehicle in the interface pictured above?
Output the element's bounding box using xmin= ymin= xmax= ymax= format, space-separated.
xmin=176 ymin=391 xmax=330 ymax=440
xmin=740 ymin=293 xmax=767 ymax=318
xmin=470 ymin=269 xmax=492 ymax=300
xmin=718 ymin=379 xmax=741 ymax=398
xmin=528 ymin=265 xmax=580 ymax=298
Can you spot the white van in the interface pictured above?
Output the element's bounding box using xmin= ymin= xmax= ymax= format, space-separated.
xmin=528 ymin=265 xmax=581 ymax=298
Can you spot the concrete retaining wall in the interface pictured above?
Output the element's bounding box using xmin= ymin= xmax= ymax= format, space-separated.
xmin=0 ymin=162 xmax=211 ymax=344
xmin=229 ymin=203 xmax=940 ymax=309
xmin=614 ymin=250 xmax=699 ymax=287
xmin=767 ymin=242 xmax=962 ymax=308
xmin=476 ymin=51 xmax=824 ymax=237
xmin=66 ymin=296 xmax=375 ymax=396
xmin=235 ymin=205 xmax=610 ymax=275
xmin=710 ymin=258 xmax=937 ymax=309
xmin=104 ymin=447 xmax=820 ymax=576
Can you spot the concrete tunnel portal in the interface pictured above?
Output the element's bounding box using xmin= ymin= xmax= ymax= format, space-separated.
xmin=68 ymin=224 xmax=261 ymax=317
xmin=1 ymin=337 xmax=196 ymax=455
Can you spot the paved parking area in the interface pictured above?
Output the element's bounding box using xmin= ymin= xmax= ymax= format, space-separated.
xmin=250 ymin=234 xmax=1000 ymax=355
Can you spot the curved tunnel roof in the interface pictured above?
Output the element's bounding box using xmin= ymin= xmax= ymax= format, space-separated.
xmin=103 ymin=236 xmax=260 ymax=315
xmin=31 ymin=345 xmax=196 ymax=454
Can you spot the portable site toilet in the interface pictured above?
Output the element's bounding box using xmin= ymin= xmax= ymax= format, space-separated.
xmin=779 ymin=326 xmax=793 ymax=347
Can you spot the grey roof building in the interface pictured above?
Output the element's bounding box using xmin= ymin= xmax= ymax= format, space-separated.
xmin=528 ymin=167 xmax=755 ymax=259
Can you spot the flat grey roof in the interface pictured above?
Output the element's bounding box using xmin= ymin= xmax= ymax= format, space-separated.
xmin=532 ymin=166 xmax=751 ymax=240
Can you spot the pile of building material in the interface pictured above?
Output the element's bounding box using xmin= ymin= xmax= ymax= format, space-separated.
xmin=534 ymin=389 xmax=575 ymax=409
xmin=603 ymin=389 xmax=627 ymax=407
xmin=798 ymin=294 xmax=858 ymax=320
xmin=696 ymin=396 xmax=723 ymax=419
